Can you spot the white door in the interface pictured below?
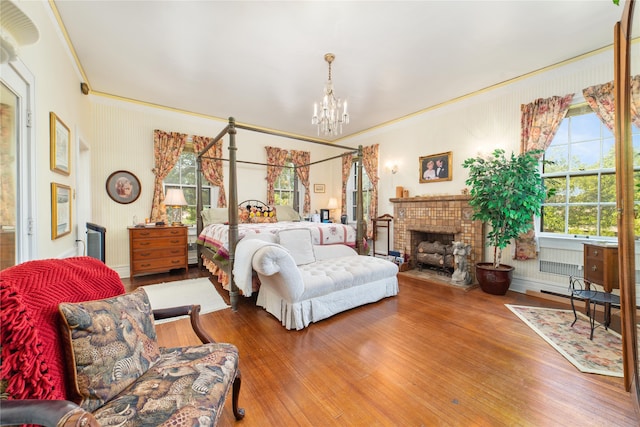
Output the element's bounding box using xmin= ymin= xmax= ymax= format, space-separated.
xmin=0 ymin=59 xmax=36 ymax=268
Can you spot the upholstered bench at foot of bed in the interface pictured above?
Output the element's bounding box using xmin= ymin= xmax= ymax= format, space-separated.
xmin=251 ymin=239 xmax=399 ymax=330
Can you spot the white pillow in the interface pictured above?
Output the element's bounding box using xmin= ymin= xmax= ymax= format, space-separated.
xmin=275 ymin=205 xmax=301 ymax=222
xmin=201 ymin=208 xmax=228 ymax=226
xmin=278 ymin=229 xmax=315 ymax=265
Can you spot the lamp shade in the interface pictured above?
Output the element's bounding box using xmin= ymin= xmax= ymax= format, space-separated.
xmin=164 ymin=188 xmax=187 ymax=207
xmin=327 ymin=197 xmax=339 ymax=210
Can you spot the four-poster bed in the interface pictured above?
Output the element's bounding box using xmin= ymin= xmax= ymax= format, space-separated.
xmin=195 ymin=117 xmax=367 ymax=311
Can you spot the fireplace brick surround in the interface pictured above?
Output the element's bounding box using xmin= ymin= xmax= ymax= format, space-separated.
xmin=390 ymin=195 xmax=484 ymax=283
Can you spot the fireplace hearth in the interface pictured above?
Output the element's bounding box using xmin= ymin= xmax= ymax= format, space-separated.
xmin=391 ymin=195 xmax=484 ymax=283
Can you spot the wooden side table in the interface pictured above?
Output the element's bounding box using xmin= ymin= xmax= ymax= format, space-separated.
xmin=584 ymin=243 xmax=619 ymax=292
xmin=128 ymin=226 xmax=188 ymax=277
xmin=582 ymin=243 xmax=619 ymax=328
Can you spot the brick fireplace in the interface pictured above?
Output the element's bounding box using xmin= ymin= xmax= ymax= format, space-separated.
xmin=390 ymin=195 xmax=484 ymax=283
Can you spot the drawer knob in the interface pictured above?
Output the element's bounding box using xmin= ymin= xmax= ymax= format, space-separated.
xmin=591 ymin=265 xmax=598 ymax=271
xmin=593 ymin=250 xmax=599 ymax=256
xmin=140 ymin=242 xmax=150 ymax=246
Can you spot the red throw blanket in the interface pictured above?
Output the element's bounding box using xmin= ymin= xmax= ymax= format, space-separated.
xmin=1 ymin=257 xmax=125 ymax=401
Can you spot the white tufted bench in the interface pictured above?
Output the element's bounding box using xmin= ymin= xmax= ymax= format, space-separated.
xmin=249 ymin=229 xmax=399 ymax=330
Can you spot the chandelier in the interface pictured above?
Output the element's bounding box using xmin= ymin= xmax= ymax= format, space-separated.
xmin=311 ymin=53 xmax=349 ymax=136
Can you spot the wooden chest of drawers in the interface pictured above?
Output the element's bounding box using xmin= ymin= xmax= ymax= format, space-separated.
xmin=583 ymin=243 xmax=619 ymax=293
xmin=129 ymin=226 xmax=188 ymax=277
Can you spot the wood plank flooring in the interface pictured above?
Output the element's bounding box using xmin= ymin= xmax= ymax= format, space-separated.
xmin=124 ymin=269 xmax=639 ymax=426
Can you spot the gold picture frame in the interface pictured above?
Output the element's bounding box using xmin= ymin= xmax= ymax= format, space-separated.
xmin=50 ymin=112 xmax=70 ymax=175
xmin=419 ymin=151 xmax=452 ymax=183
xmin=51 ymin=182 xmax=72 ymax=239
xmin=314 ymin=183 xmax=325 ymax=193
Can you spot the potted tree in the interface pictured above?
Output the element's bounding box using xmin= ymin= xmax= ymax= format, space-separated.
xmin=462 ymin=148 xmax=548 ymax=295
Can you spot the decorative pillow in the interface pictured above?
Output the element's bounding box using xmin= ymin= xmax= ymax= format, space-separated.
xmin=58 ymin=288 xmax=160 ymax=412
xmin=278 ymin=228 xmax=315 ymax=265
xmin=275 ymin=205 xmax=301 ymax=222
xmin=251 ymin=206 xmax=277 ymax=224
xmin=238 ymin=206 xmax=251 ymax=223
xmin=202 ymin=207 xmax=228 ymax=225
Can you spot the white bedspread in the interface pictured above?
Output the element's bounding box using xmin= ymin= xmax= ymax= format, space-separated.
xmin=197 ymin=221 xmax=357 ymax=260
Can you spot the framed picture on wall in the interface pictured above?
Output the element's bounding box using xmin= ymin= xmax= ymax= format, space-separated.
xmin=419 ymin=151 xmax=452 ymax=183
xmin=51 ymin=182 xmax=72 ymax=239
xmin=50 ymin=112 xmax=70 ymax=175
xmin=314 ymin=183 xmax=325 ymax=193
xmin=106 ymin=170 xmax=141 ymax=204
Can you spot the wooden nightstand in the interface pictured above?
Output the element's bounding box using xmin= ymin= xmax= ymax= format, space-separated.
xmin=128 ymin=226 xmax=188 ymax=277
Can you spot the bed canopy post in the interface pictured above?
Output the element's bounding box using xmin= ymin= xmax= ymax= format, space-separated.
xmin=356 ymin=145 xmax=366 ymax=254
xmin=228 ymin=117 xmax=240 ymax=311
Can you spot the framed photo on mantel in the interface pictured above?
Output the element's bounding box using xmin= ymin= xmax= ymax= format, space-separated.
xmin=419 ymin=151 xmax=452 ymax=183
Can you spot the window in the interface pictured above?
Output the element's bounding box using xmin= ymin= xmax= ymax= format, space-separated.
xmin=164 ymin=148 xmax=217 ymax=226
xmin=540 ymin=104 xmax=640 ymax=238
xmin=273 ymin=158 xmax=297 ymax=206
xmin=347 ymin=163 xmax=372 ymax=222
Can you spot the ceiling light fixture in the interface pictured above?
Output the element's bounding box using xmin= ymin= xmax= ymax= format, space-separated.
xmin=312 ymin=53 xmax=349 ymax=137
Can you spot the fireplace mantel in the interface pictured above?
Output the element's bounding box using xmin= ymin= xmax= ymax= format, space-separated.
xmin=390 ymin=194 xmax=484 ymax=282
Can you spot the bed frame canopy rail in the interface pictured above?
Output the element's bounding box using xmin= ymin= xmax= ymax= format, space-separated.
xmin=196 ymin=117 xmax=365 ymax=311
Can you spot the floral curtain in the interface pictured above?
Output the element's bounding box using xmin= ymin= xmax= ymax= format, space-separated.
xmin=150 ymin=130 xmax=188 ymax=222
xmin=584 ymin=76 xmax=640 ymax=130
xmin=340 ymin=152 xmax=353 ymax=215
xmin=265 ymin=146 xmax=289 ymax=206
xmin=583 ymin=82 xmax=615 ymax=130
xmin=521 ymin=94 xmax=574 ymax=152
xmin=516 ymin=94 xmax=573 ymax=260
xmin=362 ymin=144 xmax=379 ymax=239
xmin=193 ymin=135 xmax=226 ymax=208
xmin=290 ymin=150 xmax=311 ymax=214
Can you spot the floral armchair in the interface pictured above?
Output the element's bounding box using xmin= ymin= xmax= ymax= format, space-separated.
xmin=0 ymin=257 xmax=244 ymax=426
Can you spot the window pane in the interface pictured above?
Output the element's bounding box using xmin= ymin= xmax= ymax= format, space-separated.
xmin=541 ymin=206 xmax=565 ymax=233
xmin=633 ymin=134 xmax=640 ymax=168
xmin=544 ymin=145 xmax=568 ymax=173
xmin=569 ymin=175 xmax=598 ymax=203
xmin=599 ymin=205 xmax=618 ymax=237
xmin=544 ymin=177 xmax=566 ymax=203
xmin=550 ymin=119 xmax=568 ymax=145
xmin=201 ymin=188 xmax=211 ymax=207
xmin=602 ymin=138 xmax=615 ymax=168
xmin=570 ymin=141 xmax=600 ymax=171
xmin=570 ymin=113 xmax=602 ymax=142
xmin=600 ymin=173 xmax=616 ymax=203
xmin=183 ymin=186 xmax=196 ymax=206
xmin=567 ymin=205 xmax=597 ymax=236
xmin=165 ymin=168 xmax=180 ymax=184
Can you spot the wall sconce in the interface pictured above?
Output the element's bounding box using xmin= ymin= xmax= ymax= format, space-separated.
xmin=164 ymin=188 xmax=188 ymax=226
xmin=385 ymin=161 xmax=398 ymax=174
xmin=0 ymin=1 xmax=39 ymax=64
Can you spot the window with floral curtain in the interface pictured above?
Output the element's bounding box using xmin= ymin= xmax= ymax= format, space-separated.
xmin=150 ymin=130 xmax=188 ymax=222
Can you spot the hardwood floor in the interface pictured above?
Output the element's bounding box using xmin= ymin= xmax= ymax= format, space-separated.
xmin=123 ymin=269 xmax=639 ymax=426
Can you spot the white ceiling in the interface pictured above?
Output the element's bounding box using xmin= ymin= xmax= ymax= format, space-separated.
xmin=52 ymin=0 xmax=625 ymax=141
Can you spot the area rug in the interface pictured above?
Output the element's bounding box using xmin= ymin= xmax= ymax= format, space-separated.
xmin=142 ymin=277 xmax=229 ymax=324
xmin=505 ymin=304 xmax=623 ymax=377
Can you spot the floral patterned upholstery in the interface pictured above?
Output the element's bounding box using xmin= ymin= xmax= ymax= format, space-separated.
xmin=59 ymin=288 xmax=240 ymax=425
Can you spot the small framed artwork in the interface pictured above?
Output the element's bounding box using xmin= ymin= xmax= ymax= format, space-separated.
xmin=320 ymin=209 xmax=330 ymax=223
xmin=314 ymin=183 xmax=325 ymax=193
xmin=419 ymin=151 xmax=452 ymax=183
xmin=106 ymin=170 xmax=141 ymax=204
xmin=51 ymin=182 xmax=72 ymax=239
xmin=50 ymin=112 xmax=70 ymax=175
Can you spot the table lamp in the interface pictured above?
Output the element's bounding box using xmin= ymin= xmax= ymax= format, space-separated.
xmin=164 ymin=188 xmax=187 ymax=226
xmin=327 ymin=197 xmax=339 ymax=222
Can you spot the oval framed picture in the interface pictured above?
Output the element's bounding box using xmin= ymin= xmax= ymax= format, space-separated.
xmin=106 ymin=170 xmax=141 ymax=204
